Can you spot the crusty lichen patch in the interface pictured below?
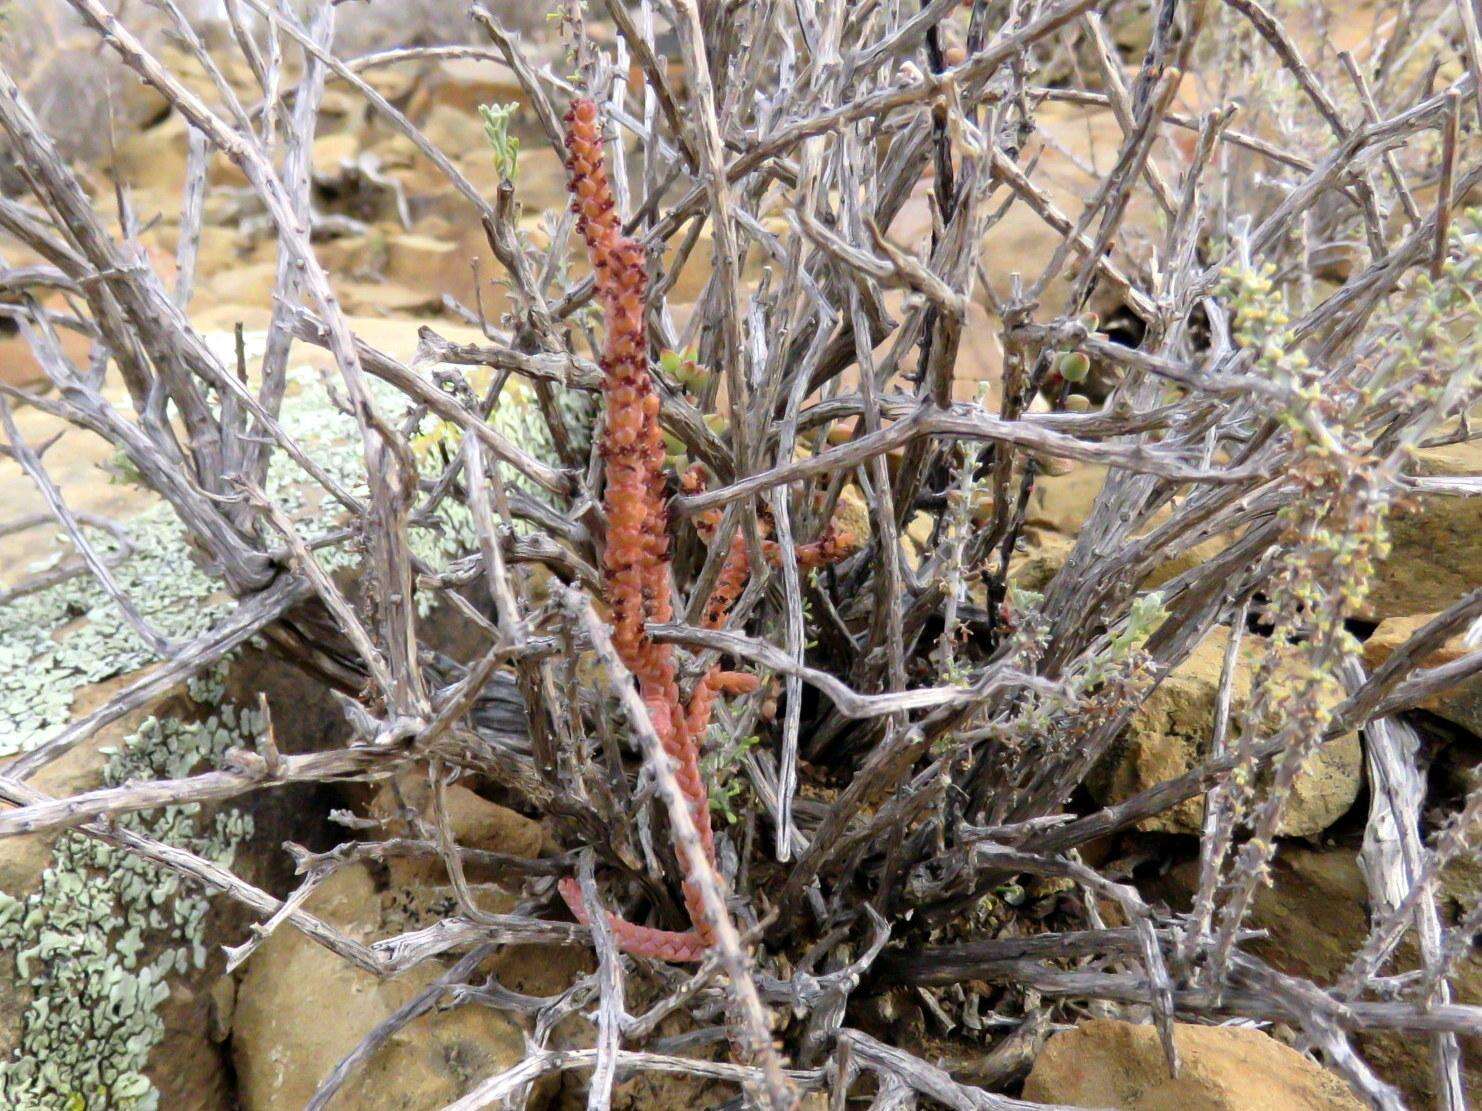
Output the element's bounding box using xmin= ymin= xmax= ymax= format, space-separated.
xmin=2 ymin=331 xmax=574 ymax=755
xmin=0 ymin=669 xmax=255 ymax=1109
xmin=0 ymin=331 xmax=578 ymax=1108
xmin=0 ymin=325 xmax=577 ymax=1108
xmin=0 ymin=513 xmax=222 ymax=756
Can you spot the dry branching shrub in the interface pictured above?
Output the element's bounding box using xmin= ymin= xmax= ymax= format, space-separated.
xmin=0 ymin=0 xmax=1479 ymax=1107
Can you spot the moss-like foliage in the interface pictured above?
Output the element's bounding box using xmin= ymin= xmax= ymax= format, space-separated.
xmin=0 ymin=669 xmax=254 ymax=1109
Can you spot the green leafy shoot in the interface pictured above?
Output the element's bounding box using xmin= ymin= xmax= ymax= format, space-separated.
xmin=701 ymin=732 xmax=760 ymax=825
xmin=479 ymin=102 xmax=520 ymax=184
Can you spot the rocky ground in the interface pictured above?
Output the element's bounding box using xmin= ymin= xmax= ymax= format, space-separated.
xmin=0 ymin=9 xmax=1479 ymax=1111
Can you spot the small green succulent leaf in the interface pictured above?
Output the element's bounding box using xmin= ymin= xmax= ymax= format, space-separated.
xmin=1057 ymin=351 xmax=1091 ymax=383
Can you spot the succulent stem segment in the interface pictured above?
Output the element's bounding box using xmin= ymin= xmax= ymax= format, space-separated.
xmin=558 ymin=97 xmax=733 ymax=961
xmin=558 ymin=99 xmax=859 ymax=961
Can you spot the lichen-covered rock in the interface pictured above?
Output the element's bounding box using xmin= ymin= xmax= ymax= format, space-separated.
xmin=1023 ymin=1019 xmax=1364 ymax=1109
xmin=0 ymin=639 xmax=356 ymax=1109
xmin=0 ymin=673 xmax=261 ymax=1110
xmin=231 ymin=863 xmax=538 ymax=1111
xmin=0 ymin=318 xmax=569 ymax=1101
xmin=1363 ymin=441 xmax=1482 ymax=620
xmin=1090 ymin=628 xmax=1363 ymax=837
xmin=1362 ymin=611 xmax=1482 ymax=736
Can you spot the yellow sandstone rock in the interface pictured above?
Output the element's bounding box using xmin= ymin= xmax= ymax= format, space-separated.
xmin=1024 ymin=1019 xmax=1364 ymax=1110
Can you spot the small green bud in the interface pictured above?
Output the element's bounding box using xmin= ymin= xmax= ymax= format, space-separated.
xmin=658 ymin=349 xmax=685 ymax=377
xmin=1057 ymin=351 xmax=1091 ymax=382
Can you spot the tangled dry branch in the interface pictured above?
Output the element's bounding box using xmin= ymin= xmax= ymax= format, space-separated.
xmin=0 ymin=0 xmax=1480 ymax=1108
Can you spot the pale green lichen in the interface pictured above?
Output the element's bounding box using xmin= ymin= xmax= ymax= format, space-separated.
xmin=1 ymin=332 xmax=576 ymax=754
xmin=0 ymin=675 xmax=256 ymax=1109
xmin=402 ymin=367 xmax=570 ymax=609
xmin=0 ymin=515 xmax=221 ymax=756
xmin=0 ymin=332 xmax=579 ymax=1108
